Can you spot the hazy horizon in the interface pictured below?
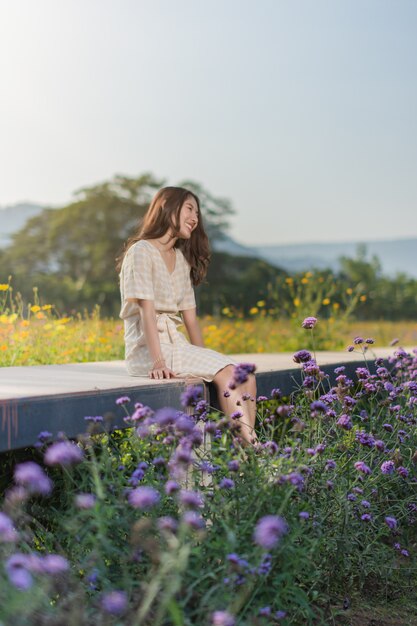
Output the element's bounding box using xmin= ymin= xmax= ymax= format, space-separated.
xmin=1 ymin=0 xmax=416 ymax=246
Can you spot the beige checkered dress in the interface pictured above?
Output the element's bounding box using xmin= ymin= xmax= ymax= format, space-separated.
xmin=119 ymin=240 xmax=236 ymax=381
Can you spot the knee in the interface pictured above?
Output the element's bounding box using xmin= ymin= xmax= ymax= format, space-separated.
xmin=213 ymin=364 xmax=234 ymax=387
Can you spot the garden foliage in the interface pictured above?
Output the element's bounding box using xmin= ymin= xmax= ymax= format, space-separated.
xmin=1 ymin=331 xmax=417 ymax=625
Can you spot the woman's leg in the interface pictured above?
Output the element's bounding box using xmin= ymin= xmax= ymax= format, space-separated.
xmin=212 ymin=365 xmax=257 ymax=445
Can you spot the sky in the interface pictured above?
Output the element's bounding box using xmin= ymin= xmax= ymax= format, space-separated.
xmin=0 ymin=0 xmax=416 ymax=246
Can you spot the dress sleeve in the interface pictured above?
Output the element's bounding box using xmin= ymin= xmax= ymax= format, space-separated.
xmin=178 ymin=261 xmax=196 ymax=310
xmin=122 ymin=242 xmax=155 ymax=300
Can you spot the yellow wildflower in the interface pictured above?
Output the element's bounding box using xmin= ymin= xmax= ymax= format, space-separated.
xmin=322 ymin=298 xmax=330 ymax=305
xmin=305 ymin=272 xmax=313 ymax=278
xmin=0 ymin=284 xmax=10 ymax=291
xmin=301 ymin=278 xmax=308 ymax=284
xmin=360 ymin=295 xmax=367 ymax=302
xmin=346 ymin=288 xmax=353 ymax=295
xmin=256 ymin=300 xmax=266 ymax=307
xmin=35 ymin=312 xmax=46 ymax=320
xmin=41 ymin=304 xmax=52 ymax=311
xmin=30 ymin=305 xmax=41 ymax=313
xmin=285 ymin=277 xmax=293 ymax=285
xmin=0 ymin=344 xmax=7 ymax=351
xmin=56 ymin=317 xmax=71 ymax=324
xmin=333 ymin=302 xmax=340 ymax=310
xmin=249 ymin=307 xmax=259 ymax=315
xmin=293 ymin=298 xmax=300 ymax=307
xmin=222 ymin=307 xmax=231 ymax=315
xmin=20 ymin=320 xmax=30 ymax=327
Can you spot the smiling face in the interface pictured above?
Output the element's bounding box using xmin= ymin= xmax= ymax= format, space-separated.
xmin=177 ymin=194 xmax=199 ymax=239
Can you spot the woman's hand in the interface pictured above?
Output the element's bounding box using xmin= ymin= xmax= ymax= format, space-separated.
xmin=149 ymin=364 xmax=176 ymax=379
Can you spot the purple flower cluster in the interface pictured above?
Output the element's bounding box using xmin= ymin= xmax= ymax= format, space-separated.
xmin=228 ymin=363 xmax=256 ymax=389
xmin=293 ymin=350 xmax=312 ymax=364
xmin=14 ymin=462 xmax=53 ymax=496
xmin=181 ymin=385 xmax=203 ymax=408
xmin=44 ymin=441 xmax=84 ymax=466
xmin=0 ymin=512 xmax=18 ymax=542
xmin=128 ymin=486 xmax=160 ymax=509
xmin=302 ymin=316 xmax=317 ymax=329
xmin=253 ymin=515 xmax=288 ymax=550
xmin=101 ymin=591 xmax=128 ymax=615
xmin=6 ymin=552 xmax=69 ymax=590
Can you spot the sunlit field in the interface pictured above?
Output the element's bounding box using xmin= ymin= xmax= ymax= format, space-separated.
xmin=1 ymin=279 xmax=417 ymax=367
xmin=1 ymin=304 xmax=416 ymax=367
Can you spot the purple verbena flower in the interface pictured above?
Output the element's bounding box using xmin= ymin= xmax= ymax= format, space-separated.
xmin=40 ymin=554 xmax=69 ymax=575
xmin=5 ymin=554 xmax=33 ymax=590
xmin=153 ymin=407 xmax=178 ymax=427
xmin=270 ymin=388 xmax=281 ymax=399
xmin=211 ymin=610 xmax=235 ymax=626
xmin=115 ymin=396 xmax=130 ymax=405
xmin=128 ymin=486 xmax=160 ymax=509
xmin=14 ymin=462 xmax=53 ymax=495
xmin=228 ymin=363 xmax=256 ymax=389
xmin=385 ymin=516 xmax=397 ymax=530
xmin=310 ymin=401 xmax=327 ymax=414
xmin=259 ymin=606 xmax=271 ymax=616
xmin=381 ymin=461 xmax=395 ymax=475
xmin=157 ymin=516 xmax=178 ymax=533
xmin=354 ymin=461 xmax=372 ymax=475
xmin=101 ymin=591 xmax=128 ymax=615
xmin=75 ymin=493 xmax=96 ymax=509
xmin=179 ymin=489 xmax=204 ymax=509
xmin=44 ymin=441 xmax=84 ymax=467
xmin=397 ymin=466 xmax=409 ymax=478
xmin=37 ymin=431 xmax=52 ymax=442
xmin=361 ymin=513 xmax=372 ymax=522
xmin=293 ymin=350 xmax=312 ymax=364
xmin=302 ymin=316 xmax=317 ymax=329
xmin=180 ymin=385 xmax=203 ymax=408
xmin=253 ymin=515 xmax=288 ymax=550
xmin=84 ymin=415 xmax=103 ymax=423
xmin=299 ymin=511 xmax=309 ymax=520
xmin=182 ymin=510 xmax=206 ymax=530
xmin=337 ymin=414 xmax=352 ymax=430
xmin=0 ymin=512 xmax=18 ymax=542
xmin=374 ymin=440 xmax=386 ymax=452
xmin=219 ymin=478 xmax=235 ymax=490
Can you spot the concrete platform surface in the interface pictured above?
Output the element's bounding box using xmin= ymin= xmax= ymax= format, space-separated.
xmin=0 ymin=347 xmax=402 ymax=401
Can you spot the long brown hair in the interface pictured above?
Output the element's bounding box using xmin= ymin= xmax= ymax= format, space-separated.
xmin=115 ymin=186 xmax=210 ymax=286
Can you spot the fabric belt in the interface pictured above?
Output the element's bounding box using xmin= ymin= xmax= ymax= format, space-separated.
xmin=156 ymin=312 xmax=184 ymax=373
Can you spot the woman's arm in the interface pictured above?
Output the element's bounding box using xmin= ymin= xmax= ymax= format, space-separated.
xmin=182 ymin=307 xmax=205 ymax=347
xmin=127 ymin=298 xmax=175 ymax=379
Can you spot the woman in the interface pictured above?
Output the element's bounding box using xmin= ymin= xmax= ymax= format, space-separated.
xmin=116 ymin=186 xmax=257 ymax=444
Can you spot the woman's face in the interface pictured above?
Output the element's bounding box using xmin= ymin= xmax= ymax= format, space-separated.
xmin=177 ymin=195 xmax=199 ymax=239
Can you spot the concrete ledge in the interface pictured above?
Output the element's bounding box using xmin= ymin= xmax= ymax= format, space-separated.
xmin=0 ymin=348 xmax=399 ymax=452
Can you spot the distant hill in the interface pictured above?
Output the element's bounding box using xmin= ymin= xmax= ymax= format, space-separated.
xmin=251 ymin=239 xmax=417 ymax=278
xmin=0 ymin=203 xmax=46 ymax=247
xmin=1 ymin=203 xmax=416 ymax=278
